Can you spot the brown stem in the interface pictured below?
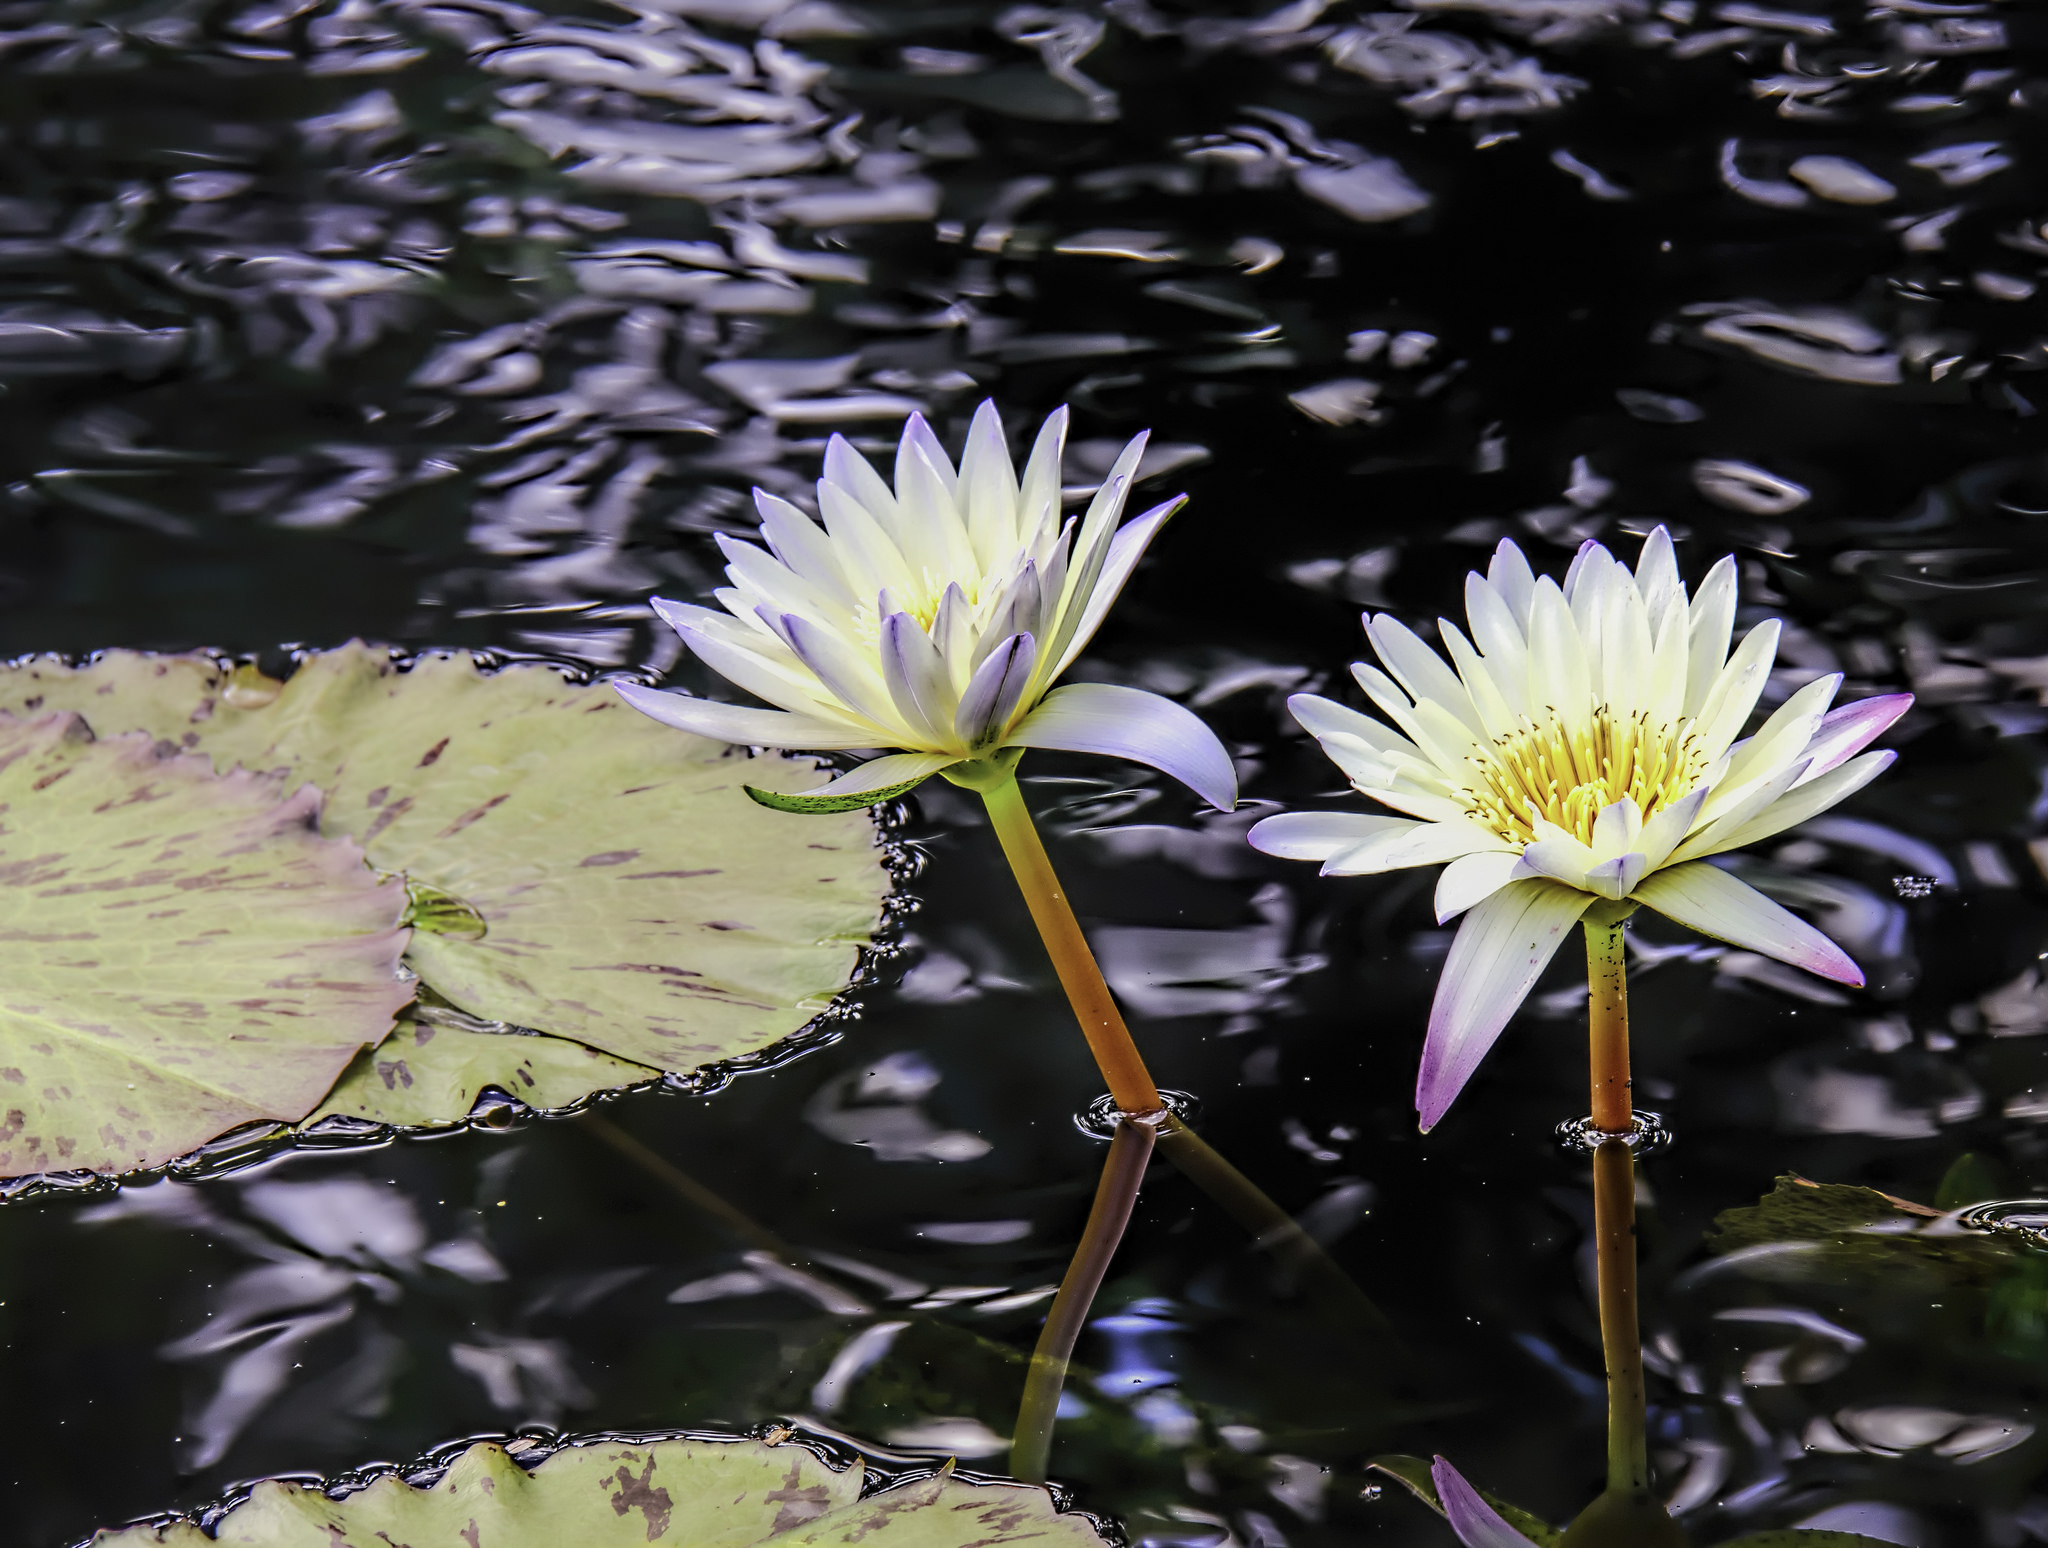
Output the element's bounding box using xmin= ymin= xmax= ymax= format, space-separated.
xmin=1011 ymin=1118 xmax=1155 ymax=1484
xmin=1583 ymin=917 xmax=1648 ymax=1497
xmin=975 ymin=770 xmax=1163 ymax=1116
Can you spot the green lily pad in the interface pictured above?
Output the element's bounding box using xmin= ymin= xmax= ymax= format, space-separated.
xmin=0 ymin=646 xmax=889 ymax=1124
xmin=90 ymin=1435 xmax=1108 ymax=1548
xmin=309 ymin=1011 xmax=660 ymax=1128
xmin=0 ymin=713 xmax=410 ymax=1177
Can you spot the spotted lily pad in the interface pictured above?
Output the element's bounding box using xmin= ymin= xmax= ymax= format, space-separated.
xmin=90 ymin=1435 xmax=1107 ymax=1548
xmin=309 ymin=1013 xmax=659 ymax=1126
xmin=0 ymin=646 xmax=889 ymax=1122
xmin=0 ymin=713 xmax=409 ymax=1176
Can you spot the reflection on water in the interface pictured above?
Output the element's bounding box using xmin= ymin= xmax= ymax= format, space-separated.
xmin=4 ymin=0 xmax=2048 ymax=1542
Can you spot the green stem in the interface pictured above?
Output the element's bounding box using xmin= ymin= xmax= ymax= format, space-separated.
xmin=1583 ymin=917 xmax=1648 ymax=1498
xmin=951 ymin=760 xmax=1395 ymax=1345
xmin=1011 ymin=1117 xmax=1156 ymax=1484
xmin=972 ymin=767 xmax=1162 ymax=1115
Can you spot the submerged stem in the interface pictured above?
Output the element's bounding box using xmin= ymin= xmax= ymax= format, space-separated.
xmin=1582 ymin=917 xmax=1651 ymax=1501
xmin=1012 ymin=1117 xmax=1156 ymax=1484
xmin=975 ymin=770 xmax=1162 ymax=1116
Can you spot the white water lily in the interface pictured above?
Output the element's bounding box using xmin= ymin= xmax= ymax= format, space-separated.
xmin=1248 ymin=529 xmax=1911 ymax=1131
xmin=616 ymin=401 xmax=1235 ymax=812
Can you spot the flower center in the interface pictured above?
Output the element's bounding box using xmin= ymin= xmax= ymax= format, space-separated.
xmin=1460 ymin=708 xmax=1705 ymax=847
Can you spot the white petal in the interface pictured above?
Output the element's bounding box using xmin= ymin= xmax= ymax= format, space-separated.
xmin=1796 ymin=693 xmax=1911 ymax=783
xmin=1008 ymin=682 xmax=1237 ymax=810
xmin=807 ymin=750 xmax=960 ymax=800
xmin=1324 ymin=819 xmax=1504 ymax=877
xmin=1636 ymin=785 xmax=1707 ymax=869
xmin=881 ymin=612 xmax=957 ymax=745
xmin=1045 ymin=496 xmax=1181 ymax=683
xmin=1487 ymin=539 xmax=1537 ymax=625
xmin=1590 ymin=796 xmax=1643 ymax=859
xmin=1417 ymin=881 xmax=1594 ymax=1131
xmin=1689 ymin=618 xmax=1782 ymax=763
xmin=612 ymin=683 xmax=875 ymax=748
xmin=1684 ymin=554 xmax=1738 ymax=716
xmin=1248 ymin=811 xmax=1416 ymax=863
xmin=823 ymin=433 xmax=900 ymax=529
xmin=954 ymin=631 xmax=1038 ymax=746
xmin=1691 ymin=750 xmax=1897 ymax=858
xmin=753 ymin=491 xmax=857 ymax=606
xmin=1525 ymin=578 xmax=1593 ymax=737
xmin=958 ymin=400 xmax=1021 ymax=565
xmin=1015 ymin=406 xmax=1068 ymax=542
xmin=783 ymin=613 xmax=901 ymax=731
xmin=1513 ymin=834 xmax=1597 ymax=890
xmin=1634 ymin=525 xmax=1684 ymax=636
xmin=1668 ymin=757 xmax=1810 ymax=865
xmin=1583 ymin=851 xmax=1647 ymax=899
xmin=1368 ymin=614 xmax=1487 ymax=739
xmin=897 ymin=412 xmax=958 ymax=495
xmin=1435 ymin=850 xmax=1525 ymax=922
xmin=1721 ymin=672 xmax=1840 ymax=795
xmin=1634 ymin=862 xmax=1863 ymax=986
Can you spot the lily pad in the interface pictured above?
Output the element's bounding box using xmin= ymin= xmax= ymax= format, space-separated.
xmin=309 ymin=1013 xmax=660 ymax=1128
xmin=0 ymin=713 xmax=409 ymax=1176
xmin=91 ymin=1435 xmax=1108 ymax=1548
xmin=0 ymin=646 xmax=890 ymax=1122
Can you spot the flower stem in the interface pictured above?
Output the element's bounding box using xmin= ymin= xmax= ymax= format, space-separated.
xmin=1584 ymin=918 xmax=1648 ymax=1498
xmin=962 ymin=763 xmax=1395 ymax=1349
xmin=974 ymin=769 xmax=1163 ymax=1116
xmin=1011 ymin=1117 xmax=1156 ymax=1484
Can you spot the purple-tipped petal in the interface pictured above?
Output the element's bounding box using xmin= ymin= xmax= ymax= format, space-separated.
xmin=1633 ymin=861 xmax=1864 ymax=987
xmin=613 ymin=683 xmax=876 ymax=749
xmin=955 ymin=632 xmax=1038 ymax=746
xmin=1010 ymin=682 xmax=1237 ymax=810
xmin=1797 ymin=692 xmax=1913 ymax=783
xmin=1418 ymin=880 xmax=1594 ymax=1132
xmin=1431 ymin=1458 xmax=1542 ymax=1548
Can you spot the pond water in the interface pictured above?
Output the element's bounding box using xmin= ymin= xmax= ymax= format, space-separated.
xmin=1 ymin=0 xmax=2045 ymax=1543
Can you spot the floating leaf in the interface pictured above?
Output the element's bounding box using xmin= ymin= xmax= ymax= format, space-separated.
xmin=0 ymin=646 xmax=890 ymax=1120
xmin=1704 ymin=1175 xmax=1938 ymax=1254
xmin=0 ymin=713 xmax=409 ymax=1176
xmin=310 ymin=1014 xmax=659 ymax=1128
xmin=90 ymin=1435 xmax=1107 ymax=1548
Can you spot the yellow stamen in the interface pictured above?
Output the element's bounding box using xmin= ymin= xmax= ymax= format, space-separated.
xmin=1461 ymin=708 xmax=1704 ymax=847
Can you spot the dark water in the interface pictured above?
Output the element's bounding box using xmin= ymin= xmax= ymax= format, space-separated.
xmin=2 ymin=0 xmax=2048 ymax=1543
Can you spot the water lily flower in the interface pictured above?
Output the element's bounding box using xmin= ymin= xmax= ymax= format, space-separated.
xmin=1248 ymin=529 xmax=1910 ymax=1130
xmin=616 ymin=401 xmax=1235 ymax=812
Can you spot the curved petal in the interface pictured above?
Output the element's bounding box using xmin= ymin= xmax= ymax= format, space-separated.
xmin=1418 ymin=880 xmax=1594 ymax=1132
xmin=955 ymin=631 xmax=1037 ymax=746
xmin=1009 ymin=682 xmax=1237 ymax=810
xmin=1326 ymin=819 xmax=1505 ymax=877
xmin=1431 ymin=1459 xmax=1541 ymax=1548
xmin=1435 ymin=849 xmax=1525 ymax=923
xmin=1797 ymin=692 xmax=1912 ymax=783
xmin=800 ymin=750 xmax=959 ymax=801
xmin=1248 ymin=811 xmax=1416 ymax=863
xmin=1633 ymin=861 xmax=1863 ymax=987
xmin=611 ymin=683 xmax=875 ymax=749
xmin=1045 ymin=497 xmax=1183 ymax=683
xmin=1708 ymin=749 xmax=1896 ymax=855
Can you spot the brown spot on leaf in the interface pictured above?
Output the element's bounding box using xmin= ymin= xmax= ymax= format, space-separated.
xmin=376 ymin=1060 xmax=412 ymax=1091
xmin=418 ymin=739 xmax=450 ymax=769
xmin=606 ymin=1456 xmax=674 ymax=1541
xmin=436 ymin=794 xmax=509 ymax=839
xmin=366 ymin=786 xmax=389 ymax=807
xmin=622 ymin=869 xmax=720 ymax=881
xmin=578 ymin=850 xmax=641 ymax=867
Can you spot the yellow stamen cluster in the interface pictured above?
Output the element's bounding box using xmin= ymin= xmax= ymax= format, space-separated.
xmin=1461 ymin=708 xmax=1705 ymax=847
